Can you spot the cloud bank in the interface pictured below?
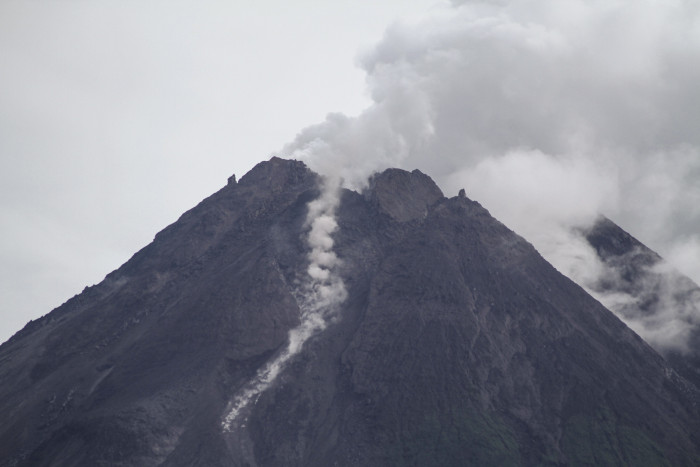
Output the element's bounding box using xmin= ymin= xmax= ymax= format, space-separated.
xmin=280 ymin=0 xmax=700 ymax=351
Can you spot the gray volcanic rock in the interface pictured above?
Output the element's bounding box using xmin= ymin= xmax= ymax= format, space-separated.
xmin=0 ymin=157 xmax=317 ymax=466
xmin=364 ymin=168 xmax=442 ymax=222
xmin=1 ymin=158 xmax=699 ymax=466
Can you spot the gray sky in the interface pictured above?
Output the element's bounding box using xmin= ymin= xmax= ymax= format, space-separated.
xmin=0 ymin=0 xmax=440 ymax=343
xmin=3 ymin=0 xmax=700 ymax=345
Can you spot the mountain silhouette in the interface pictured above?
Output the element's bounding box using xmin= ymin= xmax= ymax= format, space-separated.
xmin=1 ymin=157 xmax=699 ymax=466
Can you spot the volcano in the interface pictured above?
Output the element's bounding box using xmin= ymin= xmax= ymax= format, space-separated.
xmin=1 ymin=157 xmax=699 ymax=466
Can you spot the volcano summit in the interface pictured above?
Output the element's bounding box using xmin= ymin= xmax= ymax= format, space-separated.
xmin=1 ymin=158 xmax=699 ymax=466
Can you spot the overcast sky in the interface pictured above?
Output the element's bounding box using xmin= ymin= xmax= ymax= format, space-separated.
xmin=0 ymin=0 xmax=441 ymax=343
xmin=2 ymin=0 xmax=700 ymax=344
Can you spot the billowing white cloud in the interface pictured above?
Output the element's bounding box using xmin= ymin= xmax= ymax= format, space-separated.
xmin=282 ymin=0 xmax=700 ymax=272
xmin=281 ymin=0 xmax=700 ymax=351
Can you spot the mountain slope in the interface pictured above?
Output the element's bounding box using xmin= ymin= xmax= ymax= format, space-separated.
xmin=583 ymin=216 xmax=700 ymax=389
xmin=1 ymin=158 xmax=699 ymax=466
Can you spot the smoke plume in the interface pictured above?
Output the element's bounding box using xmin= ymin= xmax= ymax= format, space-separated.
xmin=222 ymin=177 xmax=346 ymax=431
xmin=279 ymin=0 xmax=700 ymax=352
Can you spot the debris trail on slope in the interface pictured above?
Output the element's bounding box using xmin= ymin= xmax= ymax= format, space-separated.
xmin=222 ymin=176 xmax=347 ymax=431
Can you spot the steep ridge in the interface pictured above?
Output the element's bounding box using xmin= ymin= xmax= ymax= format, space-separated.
xmin=583 ymin=217 xmax=700 ymax=390
xmin=1 ymin=158 xmax=699 ymax=466
xmin=0 ymin=158 xmax=319 ymax=466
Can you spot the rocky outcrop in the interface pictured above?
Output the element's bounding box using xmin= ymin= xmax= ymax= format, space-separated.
xmin=364 ymin=168 xmax=443 ymax=222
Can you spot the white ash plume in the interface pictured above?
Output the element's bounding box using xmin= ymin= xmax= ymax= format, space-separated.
xmin=278 ymin=0 xmax=700 ymax=352
xmin=222 ymin=177 xmax=346 ymax=431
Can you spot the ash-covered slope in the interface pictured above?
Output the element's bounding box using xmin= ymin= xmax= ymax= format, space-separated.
xmin=0 ymin=157 xmax=318 ymax=466
xmin=1 ymin=158 xmax=699 ymax=466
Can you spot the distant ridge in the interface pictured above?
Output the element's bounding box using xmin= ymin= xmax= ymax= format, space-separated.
xmin=583 ymin=216 xmax=700 ymax=389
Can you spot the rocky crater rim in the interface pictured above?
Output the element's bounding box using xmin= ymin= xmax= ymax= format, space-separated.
xmin=233 ymin=157 xmax=471 ymax=220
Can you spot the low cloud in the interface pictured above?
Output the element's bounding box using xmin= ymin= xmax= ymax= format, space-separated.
xmin=575 ymin=246 xmax=700 ymax=355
